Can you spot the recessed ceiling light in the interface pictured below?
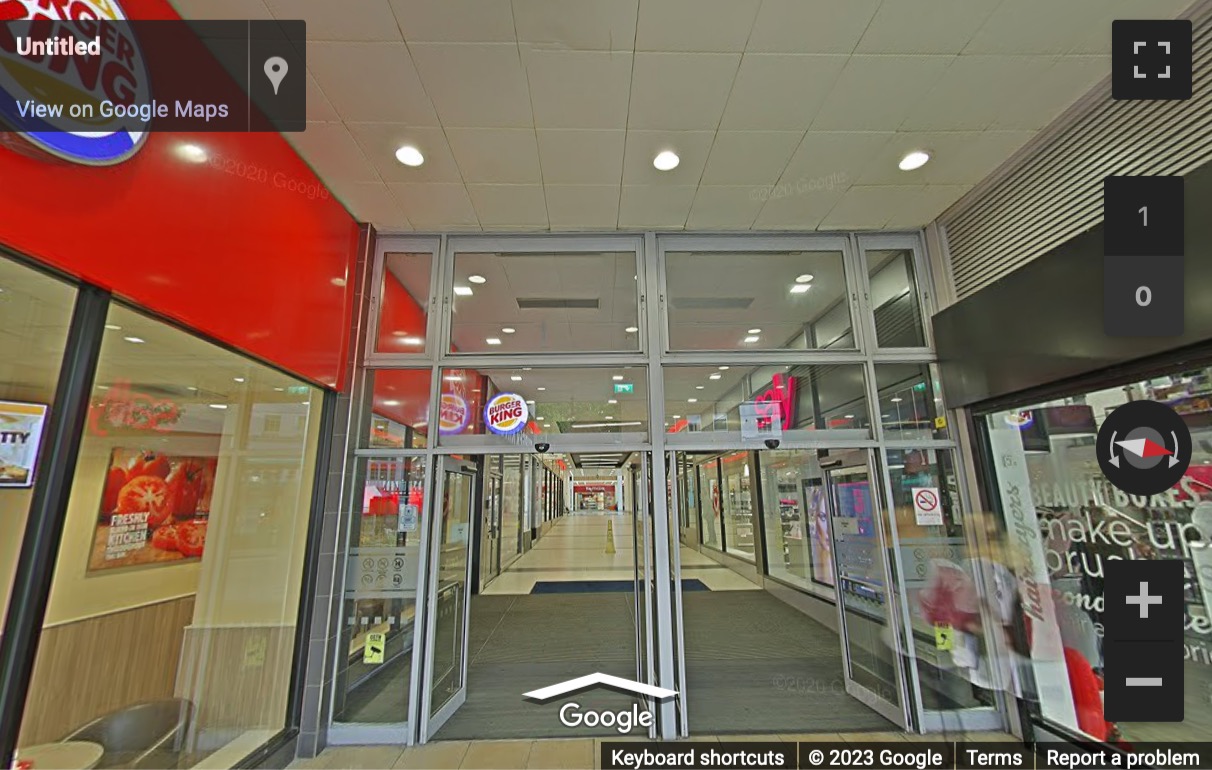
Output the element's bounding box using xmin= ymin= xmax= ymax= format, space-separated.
xmin=898 ymin=150 xmax=930 ymax=171
xmin=123 ymin=336 xmax=145 ymax=344
xmin=401 ymin=336 xmax=423 ymax=345
xmin=608 ymin=399 xmax=618 ymax=404
xmin=612 ymin=375 xmax=624 ymax=381
xmin=891 ymin=397 xmax=904 ymax=403
xmin=537 ymin=387 xmax=546 ymax=391
xmin=743 ymin=335 xmax=759 ymax=343
xmin=523 ymin=367 xmax=532 ymax=371
xmin=176 ymin=143 xmax=208 ymax=163
xmin=625 ymin=326 xmax=639 ymax=333
xmin=709 ymin=374 xmax=721 ymax=380
xmin=790 ymin=284 xmax=811 ymax=294
xmin=672 ymin=415 xmax=681 ymax=419
xmin=383 ymin=400 xmax=400 ymax=406
xmin=97 ymin=385 xmax=110 ymax=390
xmin=795 ymin=274 xmax=814 ymax=283
xmin=718 ymin=366 xmax=729 ymax=371
xmin=468 ymin=275 xmax=487 ymax=284
xmin=273 ymin=387 xmax=284 ymax=392
xmin=844 ymin=414 xmax=854 ymax=419
xmin=234 ymin=377 xmax=245 ymax=383
xmin=209 ymin=404 xmax=227 ymax=410
xmin=653 ymin=150 xmax=680 ymax=171
xmin=605 ymin=416 xmax=614 ymax=420
xmin=537 ymin=416 xmax=545 ymax=421
xmin=502 ymin=327 xmax=516 ymax=334
xmin=444 ymin=375 xmax=463 ymax=382
xmin=330 ymin=277 xmax=346 ymax=287
xmin=486 ymin=337 xmax=502 ymax=345
xmin=104 ymin=324 xmax=121 ymax=331
xmin=687 ymin=398 xmax=698 ymax=403
xmin=511 ymin=375 xmax=523 ymax=381
xmin=747 ymin=328 xmax=761 ymax=334
xmin=696 ymin=385 xmax=705 ymax=390
xmin=453 ymin=286 xmax=473 ymax=296
xmin=395 ymin=145 xmax=424 ymax=166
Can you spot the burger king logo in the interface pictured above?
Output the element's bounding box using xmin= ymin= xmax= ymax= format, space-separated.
xmin=0 ymin=0 xmax=150 ymax=165
xmin=484 ymin=393 xmax=528 ymax=436
xmin=438 ymin=393 xmax=470 ymax=436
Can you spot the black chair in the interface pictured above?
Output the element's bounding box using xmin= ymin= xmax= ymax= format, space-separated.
xmin=61 ymin=698 xmax=193 ymax=769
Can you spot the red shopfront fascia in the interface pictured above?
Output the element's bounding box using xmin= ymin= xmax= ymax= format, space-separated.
xmin=0 ymin=0 xmax=359 ymax=390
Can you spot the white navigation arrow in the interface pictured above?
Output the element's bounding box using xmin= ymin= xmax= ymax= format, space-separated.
xmin=523 ymin=673 xmax=678 ymax=701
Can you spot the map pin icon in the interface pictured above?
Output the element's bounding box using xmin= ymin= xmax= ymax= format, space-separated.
xmin=264 ymin=56 xmax=288 ymax=95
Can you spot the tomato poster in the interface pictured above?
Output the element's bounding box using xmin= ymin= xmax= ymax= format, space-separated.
xmin=88 ymin=448 xmax=218 ymax=572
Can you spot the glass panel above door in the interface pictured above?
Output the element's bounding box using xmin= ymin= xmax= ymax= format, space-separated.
xmin=448 ymin=251 xmax=641 ymax=354
xmin=374 ymin=251 xmax=433 ymax=355
xmin=863 ymin=248 xmax=926 ymax=348
xmin=664 ymin=250 xmax=853 ymax=351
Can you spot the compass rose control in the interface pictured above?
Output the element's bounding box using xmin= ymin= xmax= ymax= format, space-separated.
xmin=1096 ymin=399 xmax=1192 ymax=496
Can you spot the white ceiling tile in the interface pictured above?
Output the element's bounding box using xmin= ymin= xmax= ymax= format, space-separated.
xmin=635 ymin=0 xmax=761 ymax=52
xmin=467 ymin=185 xmax=549 ymax=227
xmin=168 ymin=0 xmax=272 ymax=20
xmin=855 ymin=131 xmax=1035 ymax=186
xmin=899 ymin=55 xmax=1056 ymax=131
xmin=751 ymin=187 xmax=845 ymax=230
xmin=627 ymin=53 xmax=741 ymax=130
xmin=965 ymin=0 xmax=1132 ymax=55
xmin=747 ymin=0 xmax=881 ymax=53
xmin=618 ymin=186 xmax=696 ymax=229
xmin=390 ymin=0 xmax=516 ymax=42
xmin=855 ymin=0 xmax=1000 ymax=54
xmin=309 ymin=43 xmax=438 ymax=124
xmin=719 ymin=54 xmax=847 ymax=130
xmin=525 ymin=50 xmax=634 ymax=129
xmin=513 ymin=0 xmax=639 ymax=51
xmin=333 ymin=182 xmax=413 ymax=229
xmin=387 ymin=183 xmax=480 ymax=229
xmin=410 ymin=43 xmax=533 ymax=127
xmin=778 ymin=131 xmax=893 ymax=189
xmin=304 ymin=72 xmax=340 ymax=122
xmin=686 ymin=187 xmax=765 ymax=229
xmin=818 ymin=185 xmax=927 ymax=230
xmin=809 ymin=55 xmax=953 ymax=131
xmin=284 ymin=122 xmax=378 ymax=184
xmin=700 ymin=131 xmax=802 ymax=186
xmin=621 ymin=130 xmax=715 ymax=186
xmin=537 ymin=130 xmax=626 ymax=184
xmin=264 ymin=0 xmax=401 ymax=41
xmin=545 ymin=185 xmax=621 ymax=229
xmin=883 ymin=184 xmax=970 ymax=228
xmin=1068 ymin=0 xmax=1192 ymax=53
xmin=345 ymin=124 xmax=464 ymax=183
xmin=446 ymin=128 xmax=543 ymax=184
xmin=991 ymin=56 xmax=1108 ymax=130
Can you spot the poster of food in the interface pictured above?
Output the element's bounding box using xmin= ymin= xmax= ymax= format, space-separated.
xmin=88 ymin=448 xmax=218 ymax=572
xmin=0 ymin=401 xmax=49 ymax=488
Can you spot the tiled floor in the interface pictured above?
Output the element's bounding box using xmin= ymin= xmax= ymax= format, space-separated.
xmin=290 ymin=732 xmax=1020 ymax=769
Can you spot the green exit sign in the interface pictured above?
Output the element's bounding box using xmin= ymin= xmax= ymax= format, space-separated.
xmin=613 ymin=383 xmax=634 ymax=394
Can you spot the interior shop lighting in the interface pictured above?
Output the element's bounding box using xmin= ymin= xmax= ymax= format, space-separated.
xmin=511 ymin=375 xmax=523 ymax=381
xmin=625 ymin=326 xmax=639 ymax=333
xmin=104 ymin=324 xmax=121 ymax=330
xmin=718 ymin=366 xmax=729 ymax=370
xmin=653 ymin=150 xmax=680 ymax=171
xmin=898 ymin=150 xmax=930 ymax=171
xmin=891 ymin=397 xmax=904 ymax=403
xmin=176 ymin=143 xmax=207 ymax=163
xmin=395 ymin=145 xmax=424 ymax=166
xmin=743 ymin=335 xmax=760 ymax=343
xmin=608 ymin=399 xmax=618 ymax=404
xmin=688 ymin=398 xmax=698 ymax=403
xmin=709 ymin=374 xmax=721 ymax=380
xmin=748 ymin=328 xmax=761 ymax=334
xmin=537 ymin=387 xmax=546 ymax=391
xmin=486 ymin=338 xmax=502 ymax=345
xmin=502 ymin=327 xmax=515 ymax=333
xmin=209 ymin=404 xmax=227 ymax=410
xmin=123 ymin=336 xmax=145 ymax=344
xmin=612 ymin=375 xmax=624 ymax=381
xmin=790 ymin=283 xmax=811 ymax=294
xmin=795 ymin=274 xmax=813 ymax=283
xmin=383 ymin=400 xmax=400 ymax=406
xmin=696 ymin=385 xmax=705 ymax=390
xmin=453 ymin=286 xmax=473 ymax=296
xmin=234 ymin=377 xmax=245 ymax=382
xmin=574 ymin=422 xmax=642 ymax=428
xmin=401 ymin=336 xmax=423 ymax=345
xmin=468 ymin=275 xmax=487 ymax=284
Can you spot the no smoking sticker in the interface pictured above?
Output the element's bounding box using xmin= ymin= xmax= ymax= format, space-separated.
xmin=911 ymin=487 xmax=942 ymax=526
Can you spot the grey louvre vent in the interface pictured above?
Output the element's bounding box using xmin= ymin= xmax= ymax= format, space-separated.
xmin=939 ymin=2 xmax=1212 ymax=302
xmin=670 ymin=297 xmax=755 ymax=310
xmin=516 ymin=298 xmax=600 ymax=309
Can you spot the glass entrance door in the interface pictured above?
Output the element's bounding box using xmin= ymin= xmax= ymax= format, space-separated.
xmin=823 ymin=449 xmax=909 ymax=727
xmin=419 ymin=458 xmax=476 ymax=740
xmin=480 ymin=461 xmax=503 ymax=586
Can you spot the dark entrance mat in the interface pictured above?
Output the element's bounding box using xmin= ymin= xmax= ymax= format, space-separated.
xmin=530 ymin=579 xmax=709 ymax=594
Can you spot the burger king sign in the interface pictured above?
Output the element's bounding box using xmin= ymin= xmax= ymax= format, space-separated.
xmin=484 ymin=393 xmax=528 ymax=436
xmin=0 ymin=0 xmax=150 ymax=165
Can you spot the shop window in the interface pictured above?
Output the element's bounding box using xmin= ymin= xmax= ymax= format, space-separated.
xmin=0 ymin=256 xmax=76 ymax=634
xmin=447 ymin=251 xmax=640 ymax=354
xmin=365 ymin=369 xmax=432 ymax=448
xmin=664 ymin=250 xmax=853 ymax=351
xmin=664 ymin=364 xmax=870 ymax=438
xmin=862 ymin=248 xmax=926 ymax=348
xmin=373 ymin=251 xmax=432 ymax=355
xmin=874 ymin=363 xmax=947 ymax=440
xmin=982 ymin=369 xmax=1212 ymax=744
xmin=759 ymin=451 xmax=834 ymax=596
xmin=15 ymin=303 xmax=321 ymax=767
